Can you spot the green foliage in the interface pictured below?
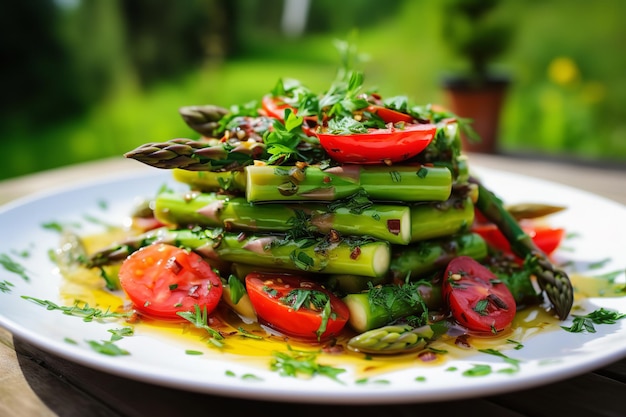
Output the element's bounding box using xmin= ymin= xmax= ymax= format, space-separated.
xmin=0 ymin=0 xmax=624 ymax=181
xmin=440 ymin=0 xmax=514 ymax=82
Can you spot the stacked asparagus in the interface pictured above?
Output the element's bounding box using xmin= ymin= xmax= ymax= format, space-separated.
xmin=107 ymin=87 xmax=489 ymax=327
xmin=86 ymin=71 xmax=572 ymax=352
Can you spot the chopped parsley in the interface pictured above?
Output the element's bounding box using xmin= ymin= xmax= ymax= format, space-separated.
xmin=561 ymin=308 xmax=626 ymax=333
xmin=108 ymin=326 xmax=134 ymax=341
xmin=366 ymin=279 xmax=430 ymax=326
xmin=0 ymin=279 xmax=15 ymax=293
xmin=86 ymin=340 xmax=129 ymax=356
xmin=270 ymin=347 xmax=346 ymax=382
xmin=0 ymin=253 xmax=30 ymax=282
xmin=21 ymin=296 xmax=130 ymax=322
xmin=177 ymin=304 xmax=224 ymax=347
xmin=280 ymin=289 xmax=334 ymax=340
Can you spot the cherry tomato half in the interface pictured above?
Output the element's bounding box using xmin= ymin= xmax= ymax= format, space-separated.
xmin=472 ymin=221 xmax=565 ymax=256
xmin=119 ymin=243 xmax=223 ymax=320
xmin=261 ymin=95 xmax=292 ymax=120
xmin=261 ymin=95 xmax=317 ymax=136
xmin=245 ymin=272 xmax=350 ymax=341
xmin=317 ymin=123 xmax=436 ymax=164
xmin=443 ymin=256 xmax=516 ymax=334
xmin=366 ymin=105 xmax=415 ymax=124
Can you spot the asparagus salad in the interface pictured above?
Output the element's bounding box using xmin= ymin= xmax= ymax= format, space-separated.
xmin=44 ymin=50 xmax=591 ymax=378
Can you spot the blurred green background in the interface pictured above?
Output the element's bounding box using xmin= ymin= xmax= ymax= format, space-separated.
xmin=1 ymin=0 xmax=625 ymax=181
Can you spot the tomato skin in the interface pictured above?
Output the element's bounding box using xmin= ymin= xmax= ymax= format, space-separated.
xmin=245 ymin=272 xmax=349 ymax=341
xmin=525 ymin=223 xmax=565 ymax=255
xmin=317 ymin=123 xmax=436 ymax=164
xmin=366 ymin=105 xmax=414 ymax=124
xmin=118 ymin=243 xmax=223 ymax=320
xmin=261 ymin=95 xmax=317 ymax=136
xmin=261 ymin=95 xmax=292 ymax=120
xmin=472 ymin=221 xmax=565 ymax=256
xmin=443 ymin=256 xmax=516 ymax=334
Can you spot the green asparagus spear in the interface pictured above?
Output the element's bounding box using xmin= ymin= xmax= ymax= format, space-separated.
xmin=178 ymin=105 xmax=229 ymax=137
xmin=473 ymin=181 xmax=573 ymax=320
xmin=346 ymin=324 xmax=435 ymax=354
xmin=245 ymin=164 xmax=452 ymax=202
xmin=172 ymin=168 xmax=248 ymax=193
xmin=345 ymin=253 xmax=543 ymax=337
xmin=343 ymin=281 xmax=442 ymax=333
xmin=431 ymin=153 xmax=470 ymax=185
xmin=124 ymin=138 xmax=265 ymax=171
xmin=410 ymin=197 xmax=474 ymax=242
xmin=229 ymin=262 xmax=315 ymax=281
xmin=154 ymin=190 xmax=413 ymax=245
xmin=390 ymin=232 xmax=488 ymax=281
xmin=322 ymin=273 xmax=391 ymax=294
xmin=86 ymin=227 xmax=391 ymax=278
xmin=171 ymin=163 xmax=453 ymax=202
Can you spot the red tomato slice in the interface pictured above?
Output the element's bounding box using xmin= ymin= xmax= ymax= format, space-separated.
xmin=119 ymin=243 xmax=223 ymax=320
xmin=472 ymin=221 xmax=565 ymax=256
xmin=443 ymin=256 xmax=516 ymax=334
xmin=131 ymin=216 xmax=165 ymax=232
xmin=525 ymin=223 xmax=566 ymax=255
xmin=366 ymin=105 xmax=415 ymax=124
xmin=317 ymin=123 xmax=436 ymax=164
xmin=261 ymin=95 xmax=317 ymax=136
xmin=261 ymin=95 xmax=292 ymax=120
xmin=245 ymin=272 xmax=349 ymax=341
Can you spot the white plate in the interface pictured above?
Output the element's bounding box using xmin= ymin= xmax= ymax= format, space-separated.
xmin=0 ymin=166 xmax=625 ymax=404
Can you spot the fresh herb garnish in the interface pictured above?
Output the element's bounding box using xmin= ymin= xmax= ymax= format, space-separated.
xmin=270 ymin=346 xmax=346 ymax=382
xmin=236 ymin=326 xmax=263 ymax=340
xmin=215 ymin=100 xmax=259 ymax=136
xmin=478 ymin=348 xmax=522 ymax=373
xmin=227 ymin=274 xmax=246 ymax=305
xmin=289 ymin=249 xmax=315 ymax=271
xmin=326 ymin=116 xmax=368 ymax=134
xmin=225 ymin=369 xmax=263 ymax=381
xmin=473 ymin=299 xmax=489 ymax=316
xmin=87 ymin=340 xmax=129 ymax=356
xmin=177 ymin=304 xmax=224 ymax=347
xmin=0 ymin=253 xmax=30 ymax=282
xmin=462 ymin=364 xmax=492 ymax=377
xmin=280 ymin=289 xmax=329 ymax=311
xmin=263 ymin=109 xmax=305 ymax=164
xmin=98 ymin=266 xmax=120 ymax=291
xmin=0 ymin=280 xmax=15 ymax=293
xmin=355 ymin=377 xmax=391 ymax=385
xmin=561 ymin=308 xmax=626 ymax=333
xmin=280 ymin=289 xmax=334 ymax=340
xmin=327 ymin=190 xmax=375 ymax=215
xmin=506 ymin=339 xmax=524 ymax=350
xmin=21 ymin=296 xmax=130 ymax=321
xmin=367 ymin=278 xmax=430 ymax=326
xmin=108 ymin=326 xmax=134 ymax=341
xmin=41 ymin=221 xmax=65 ymax=233
xmin=285 ymin=209 xmax=315 ymax=240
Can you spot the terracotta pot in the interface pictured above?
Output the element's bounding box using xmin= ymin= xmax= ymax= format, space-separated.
xmin=442 ymin=76 xmax=509 ymax=154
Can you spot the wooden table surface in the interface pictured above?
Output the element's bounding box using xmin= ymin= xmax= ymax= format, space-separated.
xmin=1 ymin=153 xmax=625 ymax=417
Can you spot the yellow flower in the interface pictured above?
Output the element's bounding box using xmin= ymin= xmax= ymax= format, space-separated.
xmin=547 ymin=57 xmax=580 ymax=86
